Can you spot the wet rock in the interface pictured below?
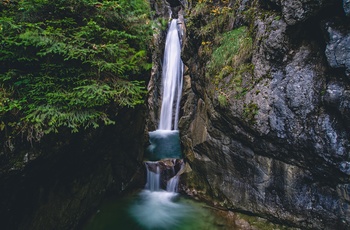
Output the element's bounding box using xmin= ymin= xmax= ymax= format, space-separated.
xmin=323 ymin=20 xmax=350 ymax=78
xmin=324 ymin=81 xmax=350 ymax=123
xmin=166 ymin=0 xmax=182 ymax=7
xmin=279 ymin=0 xmax=332 ymax=25
xmin=178 ymin=0 xmax=350 ymax=229
xmin=344 ymin=0 xmax=350 ymax=16
xmin=337 ymin=183 xmax=350 ymax=202
xmin=0 ymin=107 xmax=147 ymax=230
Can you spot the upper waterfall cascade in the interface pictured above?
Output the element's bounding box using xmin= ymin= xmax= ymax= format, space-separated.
xmin=158 ymin=19 xmax=184 ymax=131
xmin=146 ymin=18 xmax=184 ymax=162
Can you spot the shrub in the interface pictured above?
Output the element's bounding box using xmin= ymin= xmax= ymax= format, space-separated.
xmin=0 ymin=0 xmax=152 ymax=142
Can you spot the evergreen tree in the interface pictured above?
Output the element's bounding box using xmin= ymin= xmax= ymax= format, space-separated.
xmin=0 ymin=0 xmax=152 ymax=141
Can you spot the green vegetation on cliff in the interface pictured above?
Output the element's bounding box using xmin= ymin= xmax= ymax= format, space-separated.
xmin=186 ymin=0 xmax=255 ymax=108
xmin=0 ymin=0 xmax=152 ymax=142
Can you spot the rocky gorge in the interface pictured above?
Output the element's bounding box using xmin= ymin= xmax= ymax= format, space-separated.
xmin=1 ymin=0 xmax=350 ymax=229
xmin=149 ymin=0 xmax=350 ymax=229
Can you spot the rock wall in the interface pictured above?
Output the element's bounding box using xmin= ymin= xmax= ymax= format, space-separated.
xmin=178 ymin=0 xmax=350 ymax=229
xmin=0 ymin=107 xmax=146 ymax=229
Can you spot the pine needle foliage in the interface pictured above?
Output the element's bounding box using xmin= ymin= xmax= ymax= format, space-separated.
xmin=0 ymin=0 xmax=152 ymax=142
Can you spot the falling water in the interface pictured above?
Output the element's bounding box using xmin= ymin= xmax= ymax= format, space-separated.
xmin=131 ymin=18 xmax=185 ymax=229
xmin=166 ymin=176 xmax=179 ymax=192
xmin=145 ymin=18 xmax=183 ymax=162
xmin=148 ymin=18 xmax=184 ymax=192
xmin=145 ymin=162 xmax=160 ymax=191
xmin=158 ymin=19 xmax=184 ymax=131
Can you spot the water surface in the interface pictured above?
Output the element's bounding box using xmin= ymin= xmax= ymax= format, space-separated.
xmin=84 ymin=190 xmax=224 ymax=230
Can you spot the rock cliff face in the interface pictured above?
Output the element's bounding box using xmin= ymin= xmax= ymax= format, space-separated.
xmin=0 ymin=107 xmax=146 ymax=229
xmin=172 ymin=0 xmax=350 ymax=229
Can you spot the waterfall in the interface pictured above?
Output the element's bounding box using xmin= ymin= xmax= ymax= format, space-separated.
xmin=158 ymin=19 xmax=184 ymax=130
xmin=128 ymin=16 xmax=187 ymax=230
xmin=167 ymin=176 xmax=179 ymax=192
xmin=145 ymin=162 xmax=160 ymax=191
xmin=144 ymin=18 xmax=184 ymax=192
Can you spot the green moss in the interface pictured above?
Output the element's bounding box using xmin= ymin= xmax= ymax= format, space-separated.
xmin=206 ymin=26 xmax=253 ymax=101
xmin=212 ymin=63 xmax=255 ymax=102
xmin=231 ymin=63 xmax=254 ymax=98
xmin=217 ymin=94 xmax=228 ymax=108
xmin=207 ymin=26 xmax=252 ymax=75
xmin=186 ymin=0 xmax=235 ymax=44
xmin=274 ymin=15 xmax=281 ymax=21
xmin=155 ymin=17 xmax=168 ymax=31
xmin=243 ymin=102 xmax=259 ymax=124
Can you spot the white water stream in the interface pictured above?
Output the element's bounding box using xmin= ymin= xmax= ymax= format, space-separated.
xmin=158 ymin=19 xmax=184 ymax=131
xmin=144 ymin=18 xmax=183 ymax=193
xmin=145 ymin=162 xmax=160 ymax=191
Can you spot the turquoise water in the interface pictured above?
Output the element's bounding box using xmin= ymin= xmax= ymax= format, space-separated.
xmin=84 ymin=190 xmax=223 ymax=230
xmin=146 ymin=130 xmax=182 ymax=161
